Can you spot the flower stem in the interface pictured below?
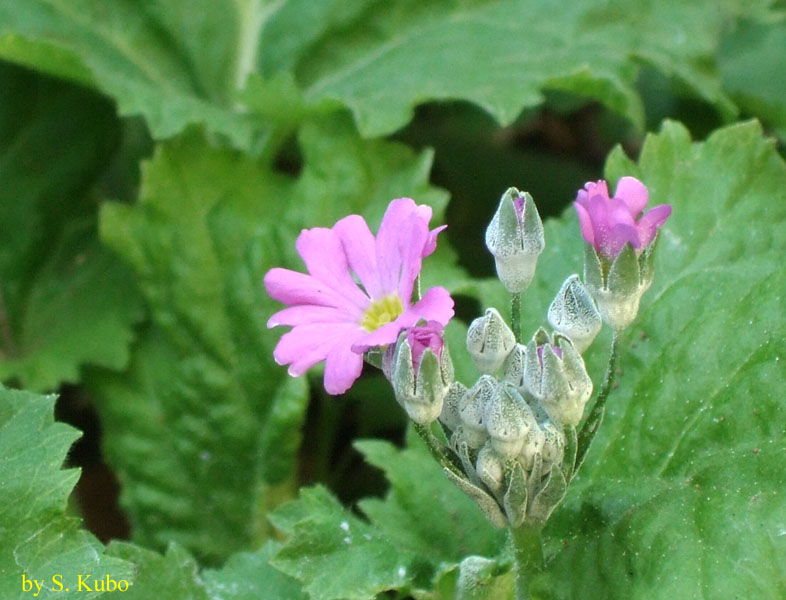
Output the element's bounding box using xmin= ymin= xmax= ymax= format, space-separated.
xmin=511 ymin=292 xmax=522 ymax=343
xmin=413 ymin=422 xmax=464 ymax=478
xmin=573 ymin=332 xmax=620 ymax=476
xmin=510 ymin=523 xmax=544 ymax=600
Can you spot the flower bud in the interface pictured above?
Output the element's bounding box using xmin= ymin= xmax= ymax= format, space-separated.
xmin=485 ymin=187 xmax=545 ymax=293
xmin=484 ymin=382 xmax=537 ymax=458
xmin=522 ymin=329 xmax=592 ymax=427
xmin=584 ymin=239 xmax=660 ymax=332
xmin=439 ymin=381 xmax=467 ymax=432
xmin=517 ymin=422 xmax=546 ymax=471
xmin=391 ymin=327 xmax=453 ymax=425
xmin=476 ymin=442 xmax=505 ymax=495
xmin=466 ymin=308 xmax=516 ymax=374
xmin=502 ymin=343 xmax=526 ymax=386
xmin=458 ymin=375 xmax=496 ymax=448
xmin=574 ymin=177 xmax=671 ymax=331
xmin=547 ymin=274 xmax=601 ymax=353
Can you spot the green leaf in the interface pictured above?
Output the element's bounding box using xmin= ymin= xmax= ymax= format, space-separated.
xmin=202 ymin=541 xmax=308 ymax=600
xmin=356 ymin=435 xmax=506 ymax=562
xmin=0 ymin=0 xmax=266 ymax=147
xmin=0 ymin=62 xmax=142 ymax=391
xmin=91 ymin=114 xmax=451 ymax=562
xmin=271 ymin=486 xmax=414 ymax=600
xmin=719 ymin=19 xmax=786 ymax=141
xmin=0 ymin=386 xmax=135 ymax=599
xmin=271 ymin=432 xmax=506 ymax=599
xmin=467 ymin=120 xmax=786 ymax=598
xmin=262 ymin=0 xmax=775 ymax=136
xmin=106 ymin=543 xmax=208 ymax=600
xmin=91 ymin=132 xmax=303 ymax=562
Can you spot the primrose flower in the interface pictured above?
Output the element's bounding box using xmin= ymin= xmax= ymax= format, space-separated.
xmin=574 ymin=177 xmax=672 ymax=330
xmin=265 ymin=199 xmax=454 ymax=395
xmin=574 ymin=177 xmax=671 ymax=260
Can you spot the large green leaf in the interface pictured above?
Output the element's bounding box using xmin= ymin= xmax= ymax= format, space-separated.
xmin=0 ymin=62 xmax=142 ymax=391
xmin=271 ymin=486 xmax=415 ymax=600
xmin=92 ymin=132 xmax=302 ymax=562
xmin=0 ymin=0 xmax=271 ymax=147
xmin=268 ymin=120 xmax=786 ymax=598
xmin=99 ymin=540 xmax=306 ymax=600
xmin=505 ymin=120 xmax=785 ymax=598
xmin=92 ymin=114 xmax=451 ymax=562
xmin=719 ymin=19 xmax=786 ymax=141
xmin=0 ymin=386 xmax=135 ymax=599
xmin=262 ymin=0 xmax=775 ymax=136
xmin=202 ymin=541 xmax=308 ymax=600
xmin=356 ymin=436 xmax=505 ymax=564
xmin=270 ymin=432 xmax=506 ymax=600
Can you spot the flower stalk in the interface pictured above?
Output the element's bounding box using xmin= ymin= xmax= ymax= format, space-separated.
xmin=510 ymin=523 xmax=544 ymax=600
xmin=511 ymin=292 xmax=522 ymax=343
xmin=574 ymin=332 xmax=620 ymax=475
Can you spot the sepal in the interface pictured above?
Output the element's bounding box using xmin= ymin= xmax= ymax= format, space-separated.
xmin=443 ymin=467 xmax=508 ymax=529
xmin=502 ymin=460 xmax=529 ymax=528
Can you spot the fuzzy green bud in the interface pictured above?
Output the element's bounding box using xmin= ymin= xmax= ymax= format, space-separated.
xmin=547 ymin=274 xmax=602 ymax=353
xmin=485 ymin=188 xmax=545 ymax=293
xmin=466 ymin=308 xmax=516 ymax=374
xmin=522 ymin=329 xmax=592 ymax=427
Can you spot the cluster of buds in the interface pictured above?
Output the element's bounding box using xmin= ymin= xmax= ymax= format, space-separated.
xmin=265 ymin=180 xmax=669 ymax=531
xmin=433 ymin=309 xmax=587 ymax=527
xmin=385 ymin=178 xmax=670 ymax=529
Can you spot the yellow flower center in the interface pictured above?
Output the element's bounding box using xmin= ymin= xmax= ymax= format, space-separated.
xmin=360 ymin=294 xmax=404 ymax=332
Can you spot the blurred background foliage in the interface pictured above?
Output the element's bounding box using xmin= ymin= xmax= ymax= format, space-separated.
xmin=0 ymin=0 xmax=784 ymax=596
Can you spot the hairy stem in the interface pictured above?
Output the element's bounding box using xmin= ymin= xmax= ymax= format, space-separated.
xmin=573 ymin=332 xmax=620 ymax=476
xmin=511 ymin=292 xmax=521 ymax=343
xmin=413 ymin=422 xmax=464 ymax=478
xmin=510 ymin=523 xmax=544 ymax=600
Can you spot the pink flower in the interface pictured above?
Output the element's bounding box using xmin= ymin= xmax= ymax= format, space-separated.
xmin=574 ymin=177 xmax=671 ymax=259
xmin=406 ymin=321 xmax=445 ymax=374
xmin=264 ymin=199 xmax=454 ymax=395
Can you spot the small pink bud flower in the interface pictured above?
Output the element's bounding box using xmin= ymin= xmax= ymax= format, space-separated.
xmin=574 ymin=177 xmax=671 ymax=260
xmin=406 ymin=321 xmax=445 ymax=375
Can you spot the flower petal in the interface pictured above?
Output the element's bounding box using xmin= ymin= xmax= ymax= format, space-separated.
xmin=586 ymin=192 xmax=611 ymax=246
xmin=268 ymin=305 xmax=355 ymax=328
xmin=274 ymin=322 xmax=362 ymax=376
xmin=296 ymin=227 xmax=369 ymax=309
xmin=615 ymin=176 xmax=649 ymax=217
xmin=602 ymin=223 xmax=640 ymax=257
xmin=579 ymin=181 xmax=609 ymax=207
xmin=573 ymin=202 xmax=595 ymax=246
xmin=324 ymin=342 xmax=365 ymax=395
xmin=352 ymin=320 xmax=404 ymax=352
xmin=424 ymin=224 xmax=447 ymax=257
xmin=375 ymin=198 xmax=431 ymax=301
xmin=408 ymin=286 xmax=454 ymax=326
xmin=334 ymin=214 xmax=383 ymax=298
xmin=636 ymin=204 xmax=672 ymax=248
xmin=265 ymin=268 xmax=356 ymax=310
